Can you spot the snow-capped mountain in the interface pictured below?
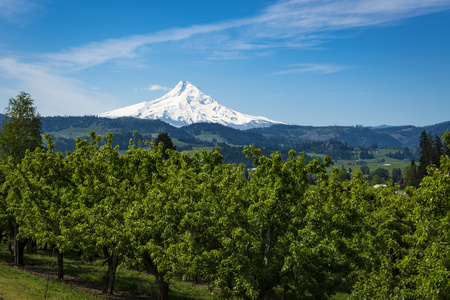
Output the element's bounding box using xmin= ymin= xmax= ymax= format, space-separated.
xmin=99 ymin=81 xmax=285 ymax=129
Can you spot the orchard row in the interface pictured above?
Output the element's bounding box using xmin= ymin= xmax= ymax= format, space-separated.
xmin=1 ymin=131 xmax=450 ymax=299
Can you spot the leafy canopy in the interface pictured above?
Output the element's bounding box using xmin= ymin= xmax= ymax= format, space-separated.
xmin=0 ymin=92 xmax=42 ymax=163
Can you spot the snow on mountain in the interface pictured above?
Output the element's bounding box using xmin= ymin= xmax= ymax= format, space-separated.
xmin=99 ymin=81 xmax=285 ymax=129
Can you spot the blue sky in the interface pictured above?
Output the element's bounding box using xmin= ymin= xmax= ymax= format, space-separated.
xmin=1 ymin=0 xmax=449 ymax=126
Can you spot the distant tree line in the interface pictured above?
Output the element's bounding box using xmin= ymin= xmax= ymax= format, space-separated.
xmin=286 ymin=139 xmax=354 ymax=160
xmin=403 ymin=131 xmax=450 ymax=187
xmin=386 ymin=147 xmax=416 ymax=160
xmin=359 ymin=149 xmax=374 ymax=160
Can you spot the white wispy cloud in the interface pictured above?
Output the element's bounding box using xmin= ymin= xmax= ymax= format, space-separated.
xmin=143 ymin=85 xmax=168 ymax=91
xmin=252 ymin=0 xmax=450 ymax=37
xmin=40 ymin=0 xmax=450 ymax=70
xmin=207 ymin=51 xmax=248 ymax=60
xmin=2 ymin=0 xmax=450 ymax=115
xmin=273 ymin=63 xmax=354 ymax=75
xmin=0 ymin=0 xmax=46 ymax=23
xmin=44 ymin=21 xmax=247 ymax=70
xmin=0 ymin=58 xmax=117 ymax=115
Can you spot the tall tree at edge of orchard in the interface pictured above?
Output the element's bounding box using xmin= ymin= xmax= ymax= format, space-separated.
xmin=398 ymin=132 xmax=450 ymax=298
xmin=418 ymin=131 xmax=433 ymax=182
xmin=432 ymin=134 xmax=443 ymax=168
xmin=392 ymin=167 xmax=402 ymax=184
xmin=154 ymin=132 xmax=176 ymax=159
xmin=404 ymin=160 xmax=419 ymax=187
xmin=0 ymin=92 xmax=42 ymax=163
xmin=0 ymin=92 xmax=42 ymax=267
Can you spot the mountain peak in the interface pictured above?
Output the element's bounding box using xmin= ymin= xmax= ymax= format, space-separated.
xmin=166 ymin=81 xmax=202 ymax=100
xmin=172 ymin=80 xmax=191 ymax=94
xmin=99 ymin=81 xmax=285 ymax=129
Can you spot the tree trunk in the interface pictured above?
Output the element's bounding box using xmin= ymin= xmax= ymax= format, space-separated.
xmin=263 ymin=224 xmax=274 ymax=270
xmin=55 ymin=247 xmax=64 ymax=280
xmin=142 ymin=251 xmax=169 ymax=300
xmin=26 ymin=238 xmax=34 ymax=254
xmin=156 ymin=273 xmax=169 ymax=300
xmin=8 ymin=223 xmax=14 ymax=253
xmin=102 ymin=247 xmax=119 ymax=295
xmin=13 ymin=224 xmax=26 ymax=267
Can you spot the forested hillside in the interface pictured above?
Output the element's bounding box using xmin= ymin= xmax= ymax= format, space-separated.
xmin=37 ymin=115 xmax=450 ymax=150
xmin=374 ymin=121 xmax=450 ymax=147
xmin=250 ymin=124 xmax=403 ymax=148
xmin=1 ymin=114 xmax=449 ymax=164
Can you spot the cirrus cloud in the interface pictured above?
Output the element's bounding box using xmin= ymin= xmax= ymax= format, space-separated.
xmin=273 ymin=63 xmax=354 ymax=75
xmin=40 ymin=0 xmax=450 ymax=70
xmin=143 ymin=85 xmax=169 ymax=91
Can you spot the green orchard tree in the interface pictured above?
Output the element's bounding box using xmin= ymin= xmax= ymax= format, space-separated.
xmin=179 ymin=146 xmax=341 ymax=299
xmin=0 ymin=92 xmax=43 ymax=267
xmin=174 ymin=147 xmax=247 ymax=297
xmin=124 ymin=143 xmax=198 ymax=300
xmin=0 ymin=165 xmax=15 ymax=254
xmin=303 ymin=169 xmax=368 ymax=297
xmin=396 ymin=133 xmax=450 ymax=298
xmin=0 ymin=168 xmax=7 ymax=246
xmin=11 ymin=135 xmax=75 ymax=279
xmin=3 ymin=160 xmax=30 ymax=266
xmin=67 ymin=132 xmax=131 ymax=294
xmin=350 ymin=181 xmax=414 ymax=299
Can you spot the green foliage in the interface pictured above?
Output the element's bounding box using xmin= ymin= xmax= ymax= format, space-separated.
xmin=3 ymin=129 xmax=450 ymax=299
xmin=392 ymin=167 xmax=402 ymax=183
xmin=174 ymin=147 xmax=341 ymax=299
xmin=360 ymin=165 xmax=370 ymax=175
xmin=350 ymin=184 xmax=414 ymax=299
xmin=403 ymin=160 xmax=419 ymax=187
xmin=386 ymin=148 xmax=416 ymax=161
xmin=0 ymin=92 xmax=42 ymax=163
xmin=418 ymin=130 xmax=446 ymax=182
xmin=183 ymin=122 xmax=272 ymax=147
xmin=371 ymin=167 xmax=390 ymax=183
xmin=359 ymin=150 xmax=374 ymax=160
xmin=154 ymin=132 xmax=177 ymax=159
xmin=0 ymin=92 xmax=43 ymax=267
xmin=13 ymin=135 xmax=73 ymax=250
xmin=289 ymin=139 xmax=354 ymax=160
xmin=397 ymin=153 xmax=450 ymax=298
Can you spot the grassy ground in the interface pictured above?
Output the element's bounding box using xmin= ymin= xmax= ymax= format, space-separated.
xmin=194 ymin=133 xmax=227 ymax=144
xmin=323 ymin=148 xmax=411 ymax=176
xmin=0 ymin=261 xmax=100 ymax=300
xmin=0 ymin=246 xmax=351 ymax=299
xmin=0 ymin=248 xmax=211 ymax=299
xmin=187 ymin=146 xmax=215 ymax=155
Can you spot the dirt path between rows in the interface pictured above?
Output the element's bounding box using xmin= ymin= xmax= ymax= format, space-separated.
xmin=2 ymin=260 xmax=154 ymax=299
